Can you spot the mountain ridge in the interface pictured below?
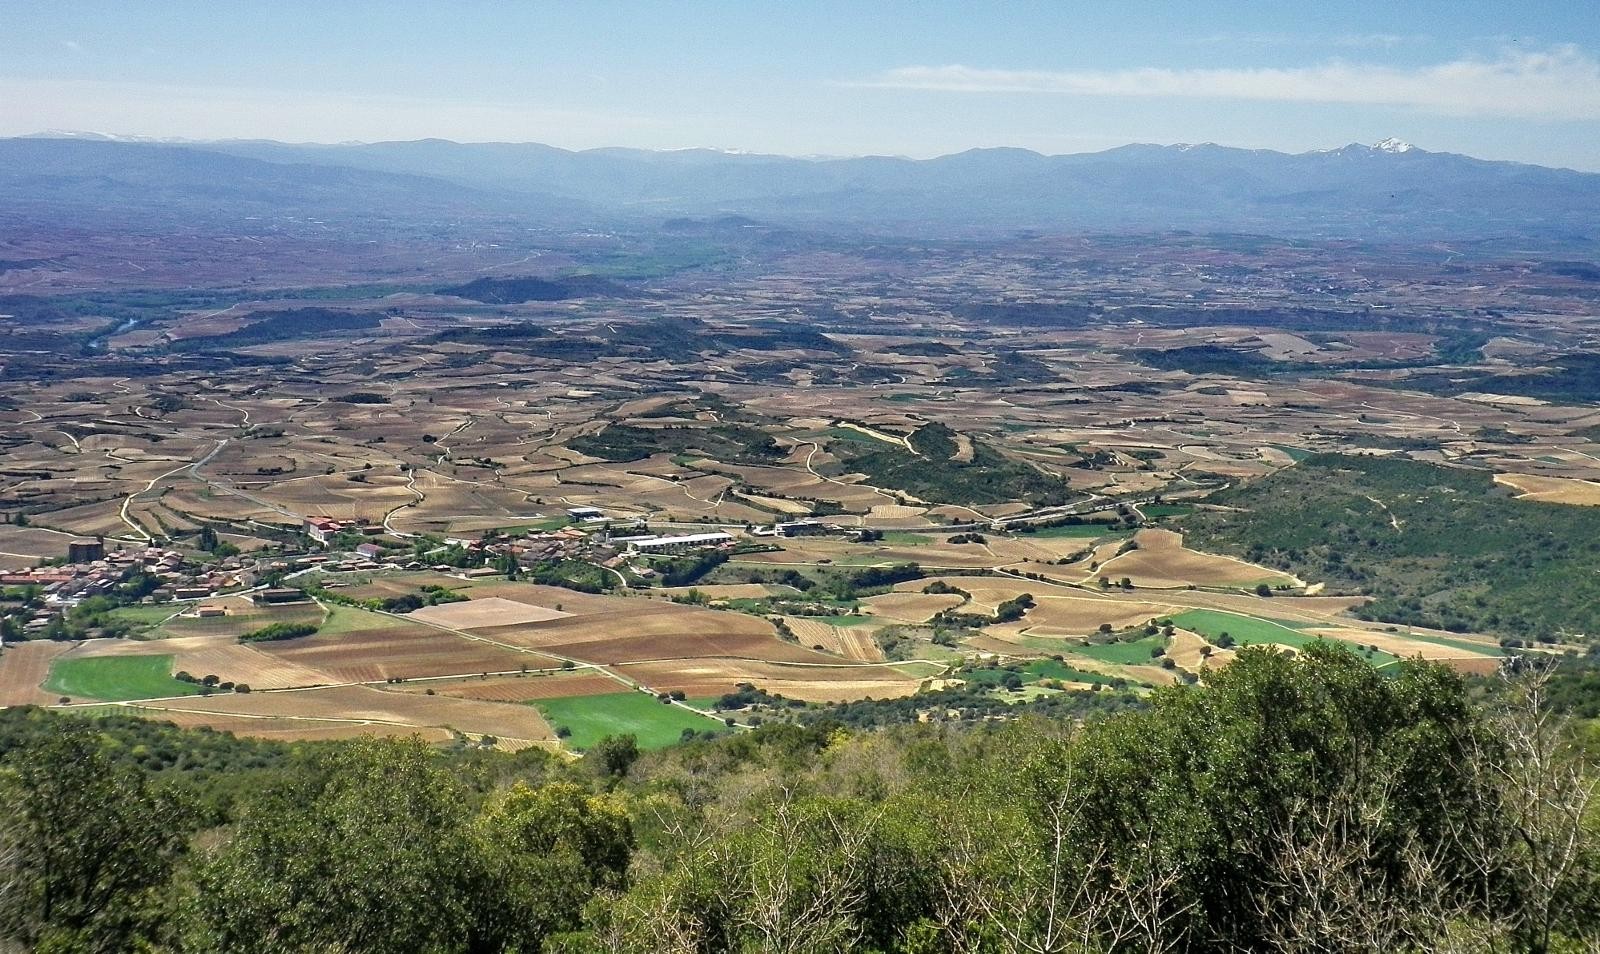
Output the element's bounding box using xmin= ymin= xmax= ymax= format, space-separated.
xmin=18 ymin=130 xmax=1569 ymax=170
xmin=4 ymin=133 xmax=1598 ymax=242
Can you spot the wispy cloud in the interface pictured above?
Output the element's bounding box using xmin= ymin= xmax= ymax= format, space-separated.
xmin=1181 ymin=32 xmax=1299 ymax=47
xmin=1331 ymin=33 xmax=1418 ymax=50
xmin=61 ymin=39 xmax=83 ymax=54
xmin=845 ymin=46 xmax=1600 ymax=120
xmin=1181 ymin=31 xmax=1426 ymax=49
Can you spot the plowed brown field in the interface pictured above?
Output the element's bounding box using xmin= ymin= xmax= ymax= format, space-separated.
xmin=0 ymin=641 xmax=72 ymax=706
xmin=1093 ymin=529 xmax=1295 ymax=589
xmin=257 ymin=627 xmax=538 ymax=682
xmin=781 ymin=617 xmax=886 ymax=662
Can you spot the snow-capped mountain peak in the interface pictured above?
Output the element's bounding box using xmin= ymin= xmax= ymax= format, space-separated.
xmin=1374 ymin=137 xmax=1414 ymax=154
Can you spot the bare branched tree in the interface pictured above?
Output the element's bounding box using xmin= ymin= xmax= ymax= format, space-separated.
xmin=724 ymin=797 xmax=876 ymax=954
xmin=1255 ymin=664 xmax=1599 ymax=954
xmin=1470 ymin=666 xmax=1597 ymax=953
xmin=1254 ymin=773 xmax=1459 ymax=952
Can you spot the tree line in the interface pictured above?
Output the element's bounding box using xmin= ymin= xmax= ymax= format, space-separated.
xmin=0 ymin=644 xmax=1596 ymax=953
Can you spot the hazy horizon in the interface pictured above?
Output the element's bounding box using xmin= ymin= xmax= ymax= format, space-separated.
xmin=19 ymin=130 xmax=1599 ymax=178
xmin=3 ymin=1 xmax=1598 ymax=171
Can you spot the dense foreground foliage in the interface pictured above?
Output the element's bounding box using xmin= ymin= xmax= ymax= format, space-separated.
xmin=1 ymin=645 xmax=1596 ymax=953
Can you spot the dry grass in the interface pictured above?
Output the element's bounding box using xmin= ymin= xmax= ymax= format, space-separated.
xmin=859 ymin=592 xmax=966 ymax=624
xmin=460 ymin=587 xmax=835 ymax=663
xmin=1093 ymin=529 xmax=1295 ymax=588
xmin=1166 ymin=628 xmax=1233 ymax=671
xmin=1306 ymin=627 xmax=1501 ymax=669
xmin=137 ymin=683 xmax=556 ymax=741
xmin=615 ymin=658 xmax=920 ymax=702
xmin=1017 ymin=596 xmax=1177 ymax=636
xmin=409 ymin=597 xmax=571 ymax=629
xmin=1494 ymin=473 xmax=1600 ymax=506
xmin=395 ymin=670 xmax=628 ymax=702
xmin=124 ymin=707 xmax=459 ymax=745
xmin=69 ymin=634 xmax=334 ymax=688
xmin=0 ymin=641 xmax=73 ymax=705
xmin=781 ymin=616 xmax=886 ymax=662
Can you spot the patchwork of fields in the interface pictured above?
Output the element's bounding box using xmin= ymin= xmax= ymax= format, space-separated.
xmin=11 ymin=278 xmax=1593 ymax=753
xmin=0 ymin=521 xmax=1513 ymax=754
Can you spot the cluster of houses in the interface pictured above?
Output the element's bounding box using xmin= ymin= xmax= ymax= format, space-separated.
xmin=2 ymin=505 xmax=845 ymax=640
xmin=1 ymin=538 xmax=262 ymax=636
xmin=304 ymin=516 xmax=384 ymax=545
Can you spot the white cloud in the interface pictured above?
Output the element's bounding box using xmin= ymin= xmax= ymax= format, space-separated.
xmin=847 ymin=46 xmax=1600 ymax=120
xmin=61 ymin=39 xmax=83 ymax=54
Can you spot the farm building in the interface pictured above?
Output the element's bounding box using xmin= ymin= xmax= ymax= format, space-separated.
xmin=67 ymin=539 xmax=105 ymax=563
xmin=305 ymin=517 xmax=344 ymax=544
xmin=775 ymin=519 xmax=835 ymax=537
xmin=254 ymin=588 xmax=307 ymax=605
xmin=628 ymin=532 xmax=734 ymax=553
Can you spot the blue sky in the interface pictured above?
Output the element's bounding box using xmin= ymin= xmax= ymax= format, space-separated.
xmin=2 ymin=1 xmax=1598 ymax=168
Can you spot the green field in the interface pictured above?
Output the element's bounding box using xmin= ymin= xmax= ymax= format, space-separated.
xmin=533 ymin=692 xmax=729 ymax=751
xmin=822 ymin=425 xmax=899 ymax=446
xmin=1170 ymin=610 xmax=1317 ymax=648
xmin=106 ymin=603 xmax=190 ymax=628
xmin=891 ymin=660 xmax=949 ymax=678
xmin=157 ymin=605 xmax=324 ymax=639
xmin=1140 ymin=504 xmax=1195 ymax=519
xmin=315 ymin=605 xmax=389 ymax=635
xmin=965 ymin=659 xmax=1124 ymax=687
xmin=44 ymin=655 xmax=204 ymax=702
xmin=879 ymin=531 xmax=935 ymax=546
xmin=1024 ymin=658 xmax=1121 ymax=685
xmin=1067 ymin=634 xmax=1168 ymax=665
xmin=1170 ymin=610 xmax=1400 ymax=667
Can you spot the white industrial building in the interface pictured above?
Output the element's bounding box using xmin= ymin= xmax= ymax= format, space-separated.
xmin=627 ymin=532 xmax=734 ymax=553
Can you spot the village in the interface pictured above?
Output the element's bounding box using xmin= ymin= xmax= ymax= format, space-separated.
xmin=0 ymin=506 xmax=851 ymax=640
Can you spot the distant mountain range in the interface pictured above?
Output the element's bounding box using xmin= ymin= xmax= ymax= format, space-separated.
xmin=4 ymin=133 xmax=1598 ymax=242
